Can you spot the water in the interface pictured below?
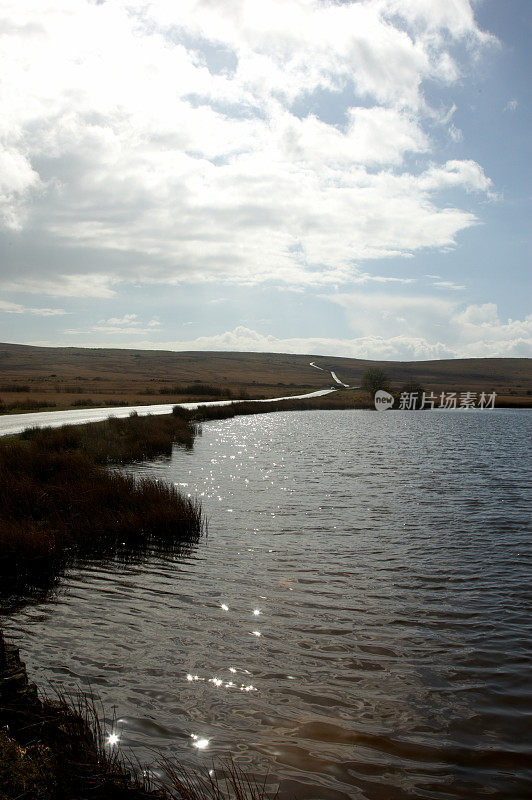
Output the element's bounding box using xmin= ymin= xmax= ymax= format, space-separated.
xmin=4 ymin=409 xmax=532 ymax=799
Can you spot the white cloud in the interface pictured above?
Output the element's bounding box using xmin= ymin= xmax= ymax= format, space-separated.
xmin=504 ymin=99 xmax=518 ymax=112
xmin=93 ymin=313 xmax=162 ymax=333
xmin=449 ymin=123 xmax=463 ymax=143
xmin=2 ymin=274 xmax=117 ymax=297
xmin=454 ymin=301 xmax=499 ymax=326
xmin=431 ymin=280 xmax=466 ymax=290
xmin=417 ymin=160 xmax=493 ymax=194
xmin=57 ymin=301 xmax=530 ymax=359
xmin=382 ymin=0 xmax=495 ymax=45
xmin=65 ymin=315 xmax=162 ymax=334
xmin=322 ymin=293 xmax=532 ymax=357
xmin=0 ymin=299 xmax=67 ymax=315
xmin=0 ymin=0 xmax=495 ymax=288
xmin=0 ymin=146 xmax=41 ymax=229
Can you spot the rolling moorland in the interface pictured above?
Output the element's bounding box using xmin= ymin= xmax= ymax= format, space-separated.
xmin=0 ymin=342 xmax=531 ymax=410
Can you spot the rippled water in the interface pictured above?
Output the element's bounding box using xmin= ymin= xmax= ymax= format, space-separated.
xmin=4 ymin=410 xmax=532 ymax=799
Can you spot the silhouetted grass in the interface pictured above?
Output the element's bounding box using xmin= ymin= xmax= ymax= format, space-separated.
xmin=0 ymin=675 xmax=164 ymax=799
xmin=159 ymin=758 xmax=278 ymax=800
xmin=0 ymin=671 xmax=277 ymax=800
xmin=0 ymin=414 xmax=202 ymax=597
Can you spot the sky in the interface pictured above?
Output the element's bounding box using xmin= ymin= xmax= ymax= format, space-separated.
xmin=0 ymin=0 xmax=530 ymax=360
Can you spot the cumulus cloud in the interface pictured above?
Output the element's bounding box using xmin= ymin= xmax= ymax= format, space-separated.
xmin=57 ymin=302 xmax=530 ymax=359
xmin=323 ymin=293 xmax=532 ymax=357
xmin=92 ymin=313 xmax=162 ymax=333
xmin=0 ymin=0 xmax=495 ymax=290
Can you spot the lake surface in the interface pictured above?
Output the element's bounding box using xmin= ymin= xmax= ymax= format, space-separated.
xmin=4 ymin=409 xmax=532 ymax=799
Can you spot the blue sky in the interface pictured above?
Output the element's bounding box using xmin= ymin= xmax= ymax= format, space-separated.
xmin=0 ymin=0 xmax=530 ymax=360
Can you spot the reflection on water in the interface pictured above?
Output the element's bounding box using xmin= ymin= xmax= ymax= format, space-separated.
xmin=4 ymin=410 xmax=532 ymax=799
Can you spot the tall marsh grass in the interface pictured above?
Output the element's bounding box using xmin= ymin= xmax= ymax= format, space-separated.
xmin=0 ymin=413 xmax=202 ymax=597
xmin=0 ymin=678 xmax=278 ymax=800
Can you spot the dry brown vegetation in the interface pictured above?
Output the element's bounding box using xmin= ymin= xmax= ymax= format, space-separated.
xmin=0 ymin=682 xmax=278 ymax=800
xmin=0 ymin=341 xmax=530 ymax=410
xmin=0 ymin=413 xmax=202 ymax=598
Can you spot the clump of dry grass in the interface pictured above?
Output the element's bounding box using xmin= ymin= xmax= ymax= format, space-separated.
xmin=0 ymin=413 xmax=202 ymax=597
xmin=159 ymin=382 xmax=234 ymax=398
xmin=56 ymin=690 xmax=279 ymax=800
xmin=0 ymin=673 xmax=277 ymax=800
xmin=0 ymin=398 xmax=58 ymax=412
xmin=159 ymin=759 xmax=278 ymax=800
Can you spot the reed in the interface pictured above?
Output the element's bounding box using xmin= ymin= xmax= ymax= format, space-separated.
xmin=158 ymin=758 xmax=277 ymax=800
xmin=0 ymin=678 xmax=279 ymax=800
xmin=0 ymin=413 xmax=202 ymax=597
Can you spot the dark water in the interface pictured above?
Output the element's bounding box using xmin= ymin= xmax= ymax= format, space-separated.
xmin=4 ymin=410 xmax=532 ymax=799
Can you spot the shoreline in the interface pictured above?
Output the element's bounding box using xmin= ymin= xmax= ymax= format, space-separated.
xmin=1 ymin=388 xmax=529 ymax=437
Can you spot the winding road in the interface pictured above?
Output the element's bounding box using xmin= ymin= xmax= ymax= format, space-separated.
xmin=310 ymin=361 xmax=353 ymax=388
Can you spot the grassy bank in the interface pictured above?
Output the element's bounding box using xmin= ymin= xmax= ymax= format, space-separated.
xmin=0 ymin=413 xmax=202 ymax=598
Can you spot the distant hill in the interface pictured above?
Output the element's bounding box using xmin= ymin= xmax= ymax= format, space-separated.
xmin=0 ymin=342 xmax=530 ymax=408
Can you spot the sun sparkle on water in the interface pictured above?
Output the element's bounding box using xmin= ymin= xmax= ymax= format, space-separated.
xmin=191 ymin=734 xmax=210 ymax=750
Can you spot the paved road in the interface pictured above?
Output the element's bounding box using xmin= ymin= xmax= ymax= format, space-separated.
xmin=310 ymin=362 xmax=354 ymax=389
xmin=0 ymin=388 xmax=336 ymax=437
xmin=330 ymin=370 xmax=350 ymax=388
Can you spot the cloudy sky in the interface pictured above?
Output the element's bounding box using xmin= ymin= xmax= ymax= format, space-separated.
xmin=1 ymin=0 xmax=530 ymax=360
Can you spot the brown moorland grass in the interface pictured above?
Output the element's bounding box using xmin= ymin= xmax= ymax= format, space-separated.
xmin=1 ymin=342 xmax=530 ymax=409
xmin=0 ymin=413 xmax=202 ymax=597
